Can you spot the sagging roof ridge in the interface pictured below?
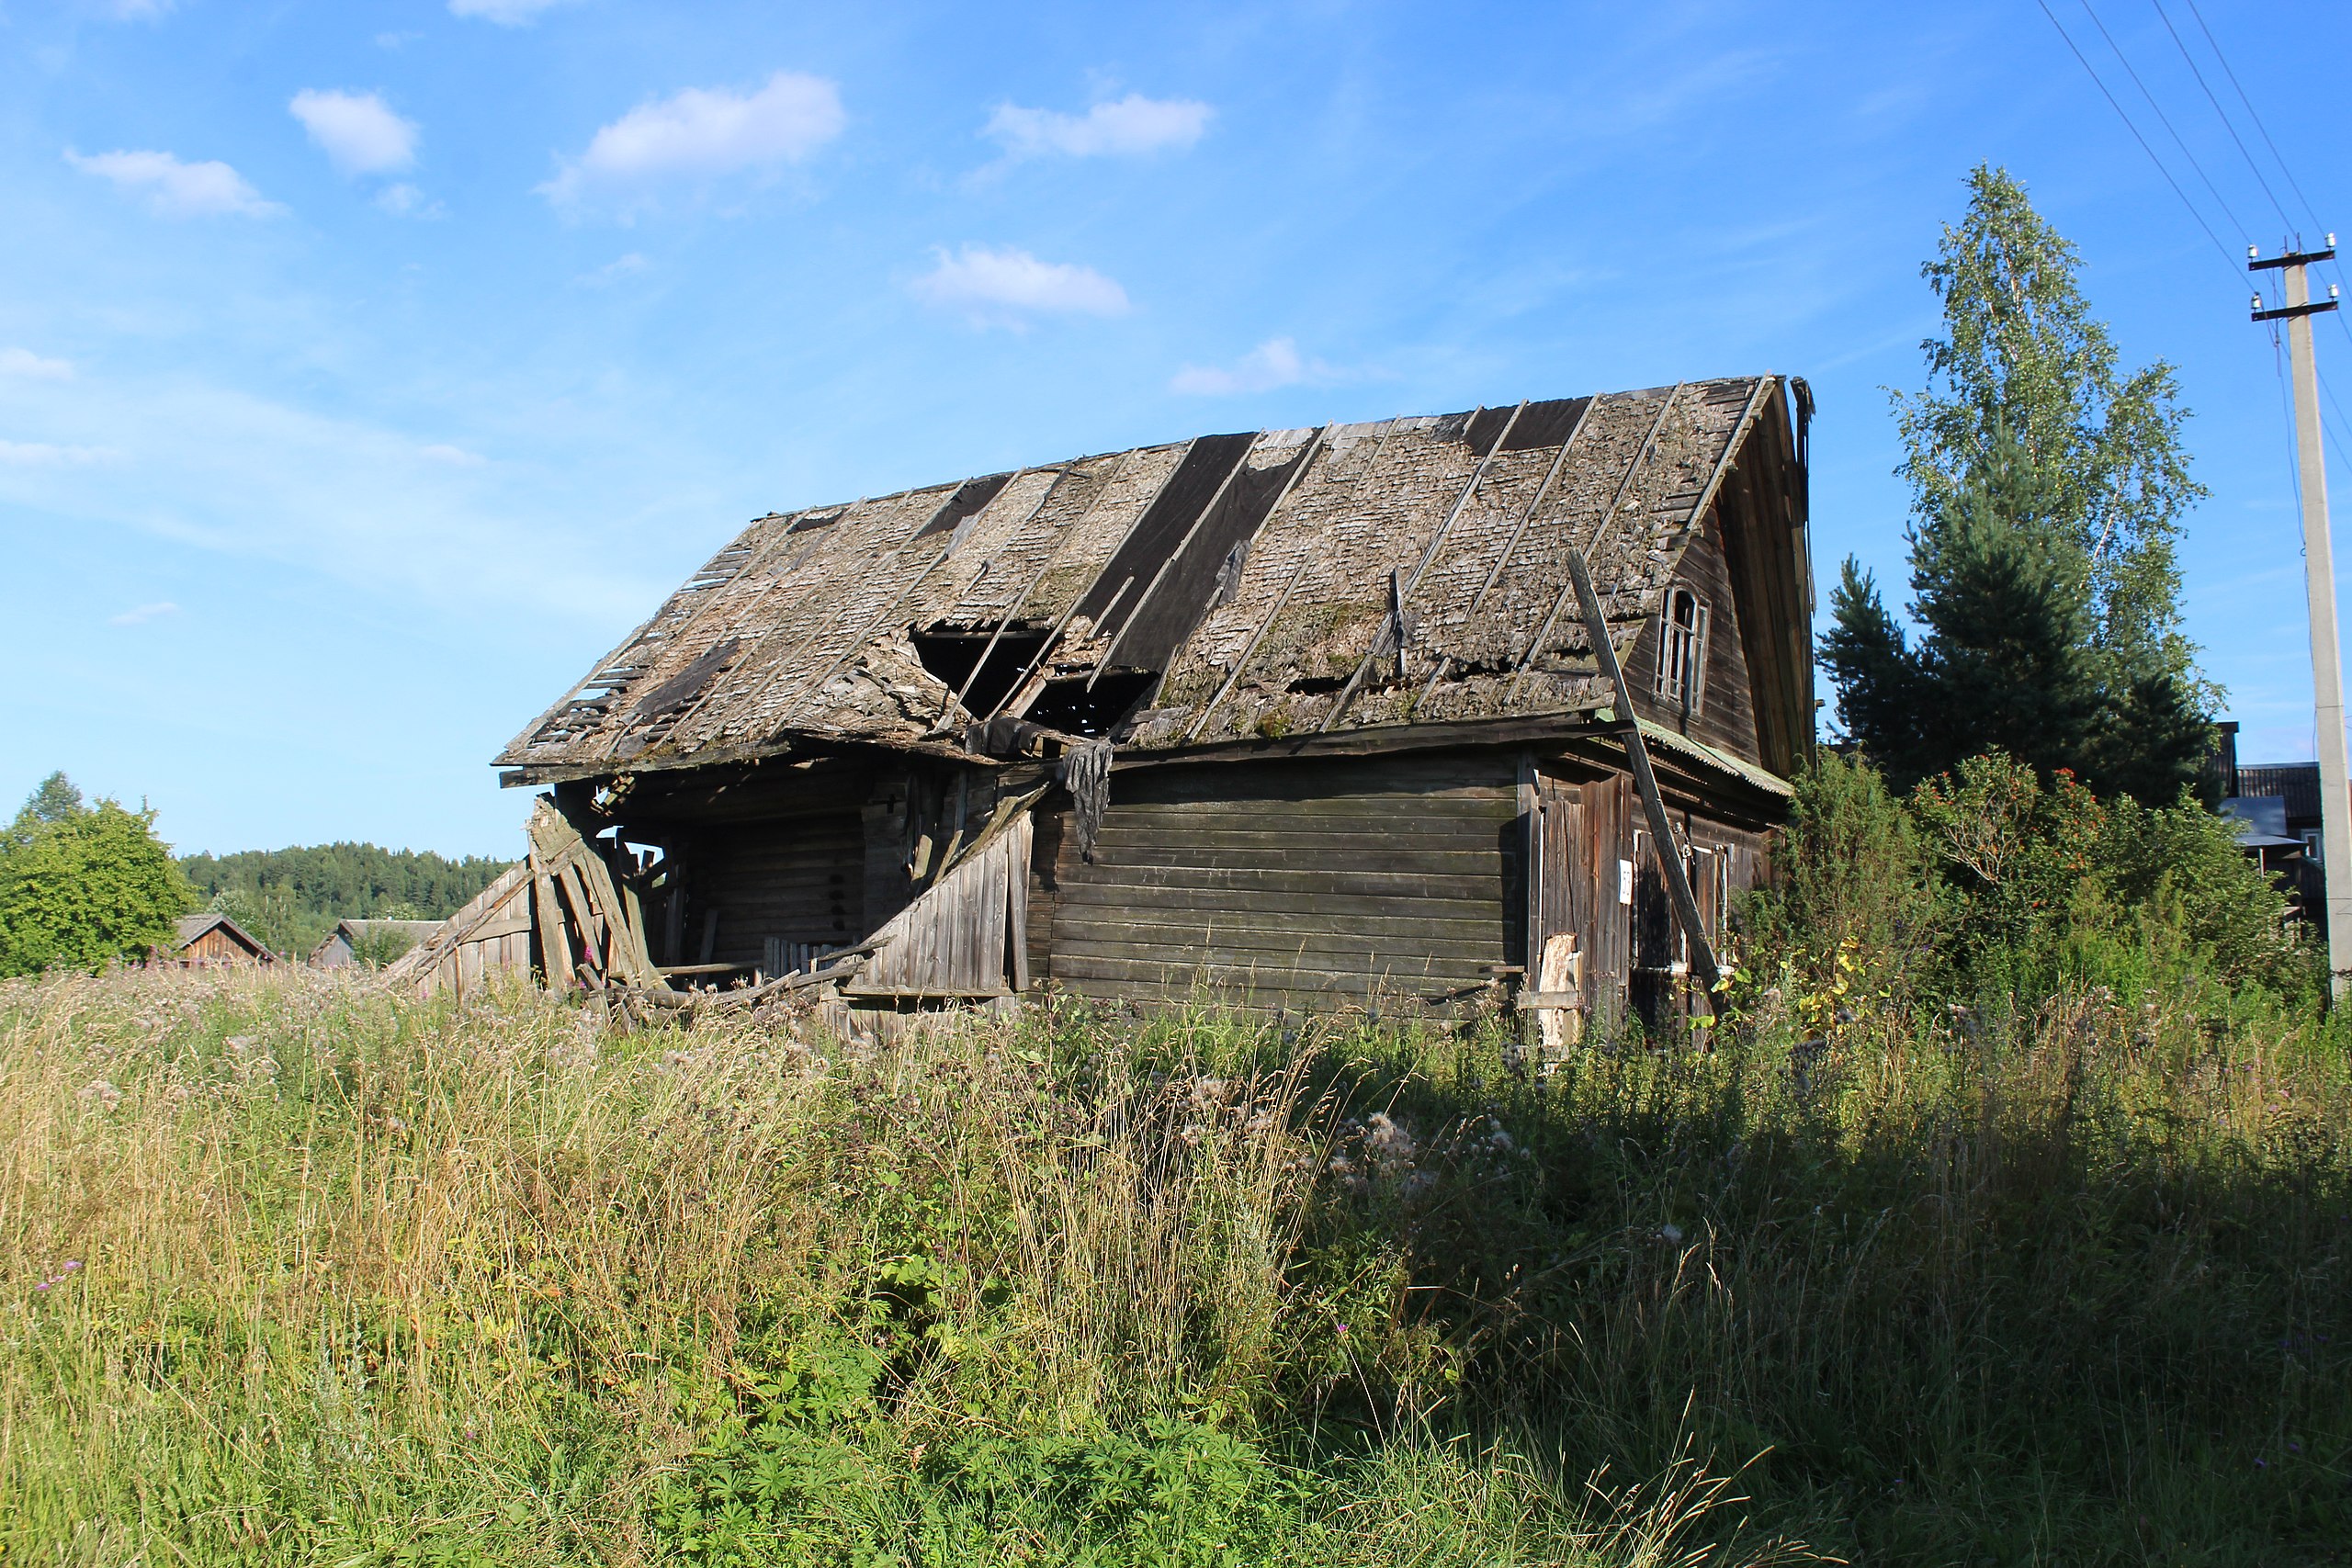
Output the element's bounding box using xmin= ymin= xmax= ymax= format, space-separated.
xmin=499 ymin=376 xmax=1797 ymax=780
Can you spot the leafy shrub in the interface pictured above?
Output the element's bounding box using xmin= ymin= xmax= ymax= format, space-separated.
xmin=1747 ymin=750 xmax=2304 ymax=1014
xmin=0 ymin=775 xmax=195 ymax=976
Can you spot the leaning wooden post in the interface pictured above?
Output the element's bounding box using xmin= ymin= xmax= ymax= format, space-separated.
xmin=1564 ymin=549 xmax=1724 ymax=1007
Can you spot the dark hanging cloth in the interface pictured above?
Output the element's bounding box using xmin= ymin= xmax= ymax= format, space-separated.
xmin=1060 ymin=739 xmax=1114 ymax=863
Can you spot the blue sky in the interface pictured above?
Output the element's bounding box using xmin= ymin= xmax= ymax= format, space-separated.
xmin=5 ymin=0 xmax=2350 ymax=856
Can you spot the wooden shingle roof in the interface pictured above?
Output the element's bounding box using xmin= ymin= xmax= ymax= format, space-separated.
xmin=500 ymin=376 xmax=1808 ymax=782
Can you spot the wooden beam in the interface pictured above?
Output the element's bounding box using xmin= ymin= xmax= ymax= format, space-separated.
xmin=1182 ymin=417 xmax=1406 ymax=742
xmin=1091 ymin=428 xmax=1326 ymax=690
xmin=1413 ymin=398 xmax=1597 ymax=710
xmin=1504 ymin=385 xmax=1685 ymax=703
xmin=945 ymin=452 xmax=1135 ymax=719
xmin=1319 ymin=404 xmax=1523 ymax=732
xmin=1565 ymin=547 xmax=1723 ymax=1003
xmin=982 ymin=440 xmax=1208 ymax=723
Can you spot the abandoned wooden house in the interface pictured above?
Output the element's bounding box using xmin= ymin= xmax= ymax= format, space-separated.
xmin=492 ymin=375 xmax=1816 ymax=1032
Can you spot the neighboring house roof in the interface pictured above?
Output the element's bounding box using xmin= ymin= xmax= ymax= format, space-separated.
xmin=174 ymin=911 xmax=273 ymax=960
xmin=310 ymin=919 xmax=445 ymax=964
xmin=2220 ymin=795 xmax=2304 ymax=848
xmin=2236 ymin=762 xmax=2322 ymax=827
xmin=499 ymin=376 xmax=1811 ymax=784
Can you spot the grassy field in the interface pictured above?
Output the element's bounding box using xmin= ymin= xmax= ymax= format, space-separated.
xmin=3 ymin=967 xmax=2347 ymax=1565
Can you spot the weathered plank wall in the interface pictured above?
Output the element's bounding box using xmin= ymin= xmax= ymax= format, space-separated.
xmin=1623 ymin=510 xmax=1761 ymax=766
xmin=850 ymin=813 xmax=1031 ymax=999
xmin=1050 ymin=752 xmax=1517 ymax=1012
xmin=691 ymin=811 xmax=865 ymax=968
xmin=178 ymin=926 xmax=270 ymax=965
xmin=1528 ymin=756 xmax=1770 ymax=1031
xmin=390 ymin=864 xmax=536 ymax=1002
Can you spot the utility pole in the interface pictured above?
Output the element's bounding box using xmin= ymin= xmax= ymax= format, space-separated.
xmin=2252 ymin=238 xmax=2352 ymax=1000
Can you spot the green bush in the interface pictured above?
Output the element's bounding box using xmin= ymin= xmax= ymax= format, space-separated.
xmin=0 ymin=774 xmax=195 ymax=976
xmin=1747 ymin=751 xmax=2305 ymax=1017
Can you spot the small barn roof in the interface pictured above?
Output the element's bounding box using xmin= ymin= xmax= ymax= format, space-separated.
xmin=310 ymin=919 xmax=445 ymax=963
xmin=500 ymin=376 xmax=1809 ymax=782
xmin=175 ymin=911 xmax=273 ymax=960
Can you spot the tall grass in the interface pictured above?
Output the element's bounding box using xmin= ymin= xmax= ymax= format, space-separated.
xmin=2 ymin=965 xmax=2346 ymax=1563
xmin=0 ymin=970 xmax=1793 ymax=1566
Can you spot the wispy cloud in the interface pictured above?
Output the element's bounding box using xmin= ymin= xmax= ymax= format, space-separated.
xmin=541 ymin=71 xmax=845 ymax=210
xmin=108 ymin=601 xmax=178 ymax=626
xmin=0 ymin=348 xmax=74 ymax=381
xmin=289 ymin=89 xmax=418 ymax=175
xmin=911 ymin=244 xmax=1129 ymax=327
xmin=0 ymin=439 xmax=121 ymax=466
xmin=1170 ymin=337 xmax=1342 ymax=396
xmin=985 ymin=93 xmax=1212 ymax=161
xmin=448 ymin=0 xmax=579 ymax=23
xmin=580 ymin=253 xmax=650 ymax=286
xmin=375 ymin=183 xmax=445 ymax=219
xmin=102 ymin=0 xmax=175 ymax=19
xmin=419 ymin=443 xmax=487 ymax=467
xmin=0 ymin=378 xmax=650 ymax=622
xmin=65 ymin=149 xmax=279 ymax=218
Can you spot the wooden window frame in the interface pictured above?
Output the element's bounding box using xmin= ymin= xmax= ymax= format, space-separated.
xmin=1654 ymin=586 xmax=1710 ymax=714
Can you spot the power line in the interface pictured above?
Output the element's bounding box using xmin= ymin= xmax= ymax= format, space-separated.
xmin=2180 ymin=0 xmax=2326 ymax=234
xmin=2033 ymin=0 xmax=2245 ymax=288
xmin=2147 ymin=0 xmax=2294 ymax=230
xmin=2075 ymin=0 xmax=2251 ymax=239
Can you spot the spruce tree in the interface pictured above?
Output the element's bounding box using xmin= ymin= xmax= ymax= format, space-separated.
xmin=1824 ymin=165 xmax=2211 ymax=801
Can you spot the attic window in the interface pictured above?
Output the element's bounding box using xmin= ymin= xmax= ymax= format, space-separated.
xmin=1655 ymin=588 xmax=1710 ymax=713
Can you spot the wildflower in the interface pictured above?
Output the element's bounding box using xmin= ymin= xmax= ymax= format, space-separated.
xmin=1363 ymin=1112 xmax=1417 ymax=1172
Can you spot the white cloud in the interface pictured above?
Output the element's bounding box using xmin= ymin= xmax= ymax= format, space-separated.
xmin=541 ymin=71 xmax=845 ymax=208
xmin=103 ymin=0 xmax=175 ymax=18
xmin=0 ymin=439 xmax=120 ymax=465
xmin=985 ymin=94 xmax=1212 ymax=161
xmin=109 ymin=601 xmax=179 ymax=626
xmin=0 ymin=348 xmax=74 ymax=381
xmin=289 ymin=89 xmax=418 ymax=175
xmin=375 ymin=184 xmax=445 ymax=219
xmin=580 ymin=253 xmax=650 ymax=286
xmin=448 ymin=0 xmax=578 ymax=23
xmin=65 ymin=149 xmax=279 ymax=218
xmin=0 ymin=378 xmax=650 ymax=624
xmin=910 ymin=245 xmax=1129 ymax=326
xmin=420 ymin=443 xmax=487 ymax=467
xmin=1170 ymin=338 xmax=1341 ymax=396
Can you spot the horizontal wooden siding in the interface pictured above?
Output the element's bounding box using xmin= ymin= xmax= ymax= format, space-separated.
xmin=1050 ymin=754 xmax=1515 ymax=1012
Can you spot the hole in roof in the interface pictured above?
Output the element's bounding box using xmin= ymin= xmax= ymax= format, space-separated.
xmin=1025 ymin=671 xmax=1157 ymax=738
xmin=911 ymin=628 xmax=1052 ymax=717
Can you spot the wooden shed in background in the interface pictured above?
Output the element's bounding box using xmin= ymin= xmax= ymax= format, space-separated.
xmin=311 ymin=919 xmax=444 ymax=969
xmin=489 ymin=375 xmax=1816 ymax=1034
xmin=168 ymin=912 xmax=275 ymax=966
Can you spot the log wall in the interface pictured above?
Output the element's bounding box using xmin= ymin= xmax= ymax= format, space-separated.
xmin=1049 ymin=752 xmax=1518 ymax=1012
xmin=690 ymin=812 xmax=865 ymax=968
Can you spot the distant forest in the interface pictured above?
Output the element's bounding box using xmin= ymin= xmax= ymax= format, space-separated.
xmin=179 ymin=843 xmax=513 ymax=957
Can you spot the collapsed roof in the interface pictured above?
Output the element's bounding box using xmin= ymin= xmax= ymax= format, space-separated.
xmin=499 ymin=375 xmax=1810 ymax=784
